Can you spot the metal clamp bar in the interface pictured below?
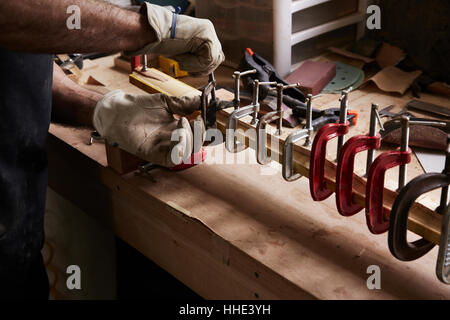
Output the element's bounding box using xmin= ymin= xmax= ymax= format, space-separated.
xmin=337 ymin=87 xmax=352 ymax=157
xmin=304 ymin=94 xmax=314 ymax=147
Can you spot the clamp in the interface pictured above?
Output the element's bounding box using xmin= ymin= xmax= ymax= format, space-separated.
xmin=200 ymin=72 xmax=236 ymax=130
xmin=365 ymin=117 xmax=445 ymax=234
xmin=309 ymin=89 xmax=351 ymax=201
xmin=226 ymin=79 xmax=276 ymax=153
xmin=232 ymin=69 xmax=257 ymax=110
xmin=388 ymin=135 xmax=450 ymax=284
xmin=256 ymin=83 xmax=301 ymax=165
xmin=282 ymin=94 xmax=314 ymax=182
xmin=335 ymin=104 xmax=383 ymax=216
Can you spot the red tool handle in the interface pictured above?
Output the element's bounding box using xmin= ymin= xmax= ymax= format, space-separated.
xmin=309 ymin=122 xmax=349 ymax=201
xmin=365 ymin=148 xmax=412 ymax=234
xmin=170 ymin=148 xmax=207 ymax=171
xmin=130 ymin=56 xmax=140 ymax=72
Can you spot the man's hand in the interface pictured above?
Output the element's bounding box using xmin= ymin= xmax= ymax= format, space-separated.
xmin=93 ymin=90 xmax=205 ymax=168
xmin=126 ymin=3 xmax=225 ymax=77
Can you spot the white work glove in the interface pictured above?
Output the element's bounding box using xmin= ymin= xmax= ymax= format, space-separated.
xmin=93 ymin=90 xmax=205 ymax=168
xmin=126 ymin=2 xmax=225 ymax=76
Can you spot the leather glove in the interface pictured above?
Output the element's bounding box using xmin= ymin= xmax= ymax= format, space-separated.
xmin=93 ymin=90 xmax=205 ymax=168
xmin=126 ymin=3 xmax=225 ymax=77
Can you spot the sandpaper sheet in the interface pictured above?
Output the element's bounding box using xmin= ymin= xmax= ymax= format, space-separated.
xmin=367 ymin=66 xmax=422 ymax=95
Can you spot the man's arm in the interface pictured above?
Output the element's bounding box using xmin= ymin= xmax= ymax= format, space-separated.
xmin=0 ymin=0 xmax=156 ymax=53
xmin=52 ymin=62 xmax=102 ymax=127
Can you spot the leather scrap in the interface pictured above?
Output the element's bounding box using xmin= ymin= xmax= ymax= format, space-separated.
xmin=367 ymin=66 xmax=422 ymax=95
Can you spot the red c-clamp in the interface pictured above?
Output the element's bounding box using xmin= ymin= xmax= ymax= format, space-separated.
xmin=310 ymin=89 xmax=351 ymax=201
xmin=335 ymin=104 xmax=382 ymax=216
xmin=365 ymin=116 xmax=412 ymax=234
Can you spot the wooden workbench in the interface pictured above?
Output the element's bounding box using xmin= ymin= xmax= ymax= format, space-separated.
xmin=46 ymin=55 xmax=450 ymax=299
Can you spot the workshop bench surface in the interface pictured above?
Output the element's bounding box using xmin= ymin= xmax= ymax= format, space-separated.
xmin=47 ymin=55 xmax=450 ymax=299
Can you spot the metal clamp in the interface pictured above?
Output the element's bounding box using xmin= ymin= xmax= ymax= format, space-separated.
xmin=226 ymin=80 xmax=276 ymax=153
xmin=388 ymin=136 xmax=450 ymax=270
xmin=366 ymin=117 xmax=446 ymax=234
xmin=257 ymin=83 xmax=301 ymax=165
xmin=335 ymin=104 xmax=383 ymax=216
xmin=309 ymin=89 xmax=351 ymax=201
xmin=88 ymin=131 xmax=104 ymax=145
xmin=282 ymin=94 xmax=314 ymax=182
xmin=232 ymin=69 xmax=257 ymax=110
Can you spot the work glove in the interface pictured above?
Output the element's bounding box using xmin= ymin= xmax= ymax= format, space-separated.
xmin=93 ymin=90 xmax=205 ymax=168
xmin=126 ymin=3 xmax=225 ymax=77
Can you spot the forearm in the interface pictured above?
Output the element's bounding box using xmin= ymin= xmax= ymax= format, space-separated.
xmin=52 ymin=62 xmax=102 ymax=127
xmin=0 ymin=0 xmax=155 ymax=53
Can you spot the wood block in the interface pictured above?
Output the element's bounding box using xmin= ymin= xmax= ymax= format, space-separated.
xmin=105 ymin=143 xmax=145 ymax=175
xmin=286 ymin=60 xmax=336 ymax=96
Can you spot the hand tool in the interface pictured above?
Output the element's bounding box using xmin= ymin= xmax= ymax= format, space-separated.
xmin=365 ymin=117 xmax=446 ymax=234
xmin=226 ymin=80 xmax=277 ymax=153
xmin=130 ymin=56 xmax=140 ymax=72
xmin=406 ymin=100 xmax=450 ymax=119
xmin=232 ymin=69 xmax=257 ymax=110
xmin=378 ymin=105 xmax=411 ymax=119
xmin=88 ymin=131 xmax=103 ymax=145
xmin=274 ymin=91 xmax=358 ymax=131
xmin=200 ymin=72 xmax=236 ymax=130
xmin=256 ymin=83 xmax=301 ymax=165
xmin=238 ymin=48 xmax=306 ymax=103
xmin=282 ymin=94 xmax=313 ymax=182
xmin=158 ymin=55 xmax=189 ymax=78
xmin=309 ymin=89 xmax=351 ymax=201
xmin=388 ymin=135 xmax=450 ymax=284
xmin=335 ymin=104 xmax=383 ymax=216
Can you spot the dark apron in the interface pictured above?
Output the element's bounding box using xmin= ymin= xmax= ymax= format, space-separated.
xmin=0 ymin=48 xmax=52 ymax=299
